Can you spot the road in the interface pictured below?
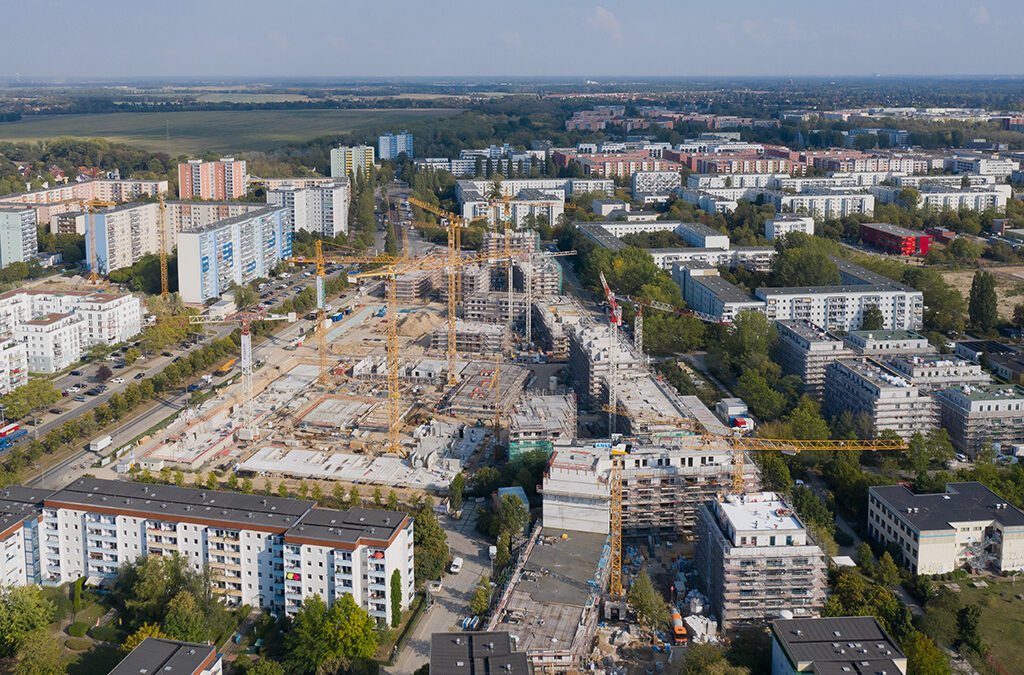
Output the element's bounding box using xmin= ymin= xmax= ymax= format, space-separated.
xmin=386 ymin=508 xmax=492 ymax=674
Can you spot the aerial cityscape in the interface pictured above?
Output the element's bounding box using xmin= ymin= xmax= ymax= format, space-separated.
xmin=1 ymin=3 xmax=1024 ymax=675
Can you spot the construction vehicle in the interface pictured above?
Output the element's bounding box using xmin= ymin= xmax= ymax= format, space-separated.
xmin=157 ymin=309 xmax=296 ymax=439
xmin=216 ymin=358 xmax=236 ymax=375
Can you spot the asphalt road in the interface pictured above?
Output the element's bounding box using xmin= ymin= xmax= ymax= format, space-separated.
xmin=387 ymin=508 xmax=492 ymax=674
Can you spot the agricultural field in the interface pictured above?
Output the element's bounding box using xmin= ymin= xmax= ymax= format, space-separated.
xmin=0 ymin=108 xmax=463 ymax=154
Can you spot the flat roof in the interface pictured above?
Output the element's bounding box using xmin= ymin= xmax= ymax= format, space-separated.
xmin=576 ymin=224 xmax=625 ymax=251
xmin=772 ymin=617 xmax=904 ymax=673
xmin=942 ymin=384 xmax=1024 ymax=402
xmin=109 ymin=638 xmax=216 ymax=675
xmin=0 ymin=486 xmax=49 ymax=536
xmin=776 ymin=319 xmax=843 ymax=343
xmin=692 ymin=275 xmax=760 ymax=304
xmin=182 ymin=205 xmax=284 ymax=234
xmin=284 ymin=506 xmax=408 ymax=547
xmin=756 ymin=283 xmax=899 ymax=297
xmin=870 ymin=482 xmax=1024 ymax=531
xmin=848 ymin=329 xmax=924 ymax=342
xmin=717 ymin=492 xmax=803 ymax=533
xmin=430 ymin=632 xmax=531 ymax=675
xmin=860 ymin=221 xmax=928 ymax=238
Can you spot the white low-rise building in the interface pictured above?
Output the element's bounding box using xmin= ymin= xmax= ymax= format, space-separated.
xmin=15 ymin=313 xmax=85 ymax=373
xmin=764 ymin=189 xmax=875 ymax=219
xmin=871 ymin=184 xmax=1011 ymax=213
xmin=868 ymin=482 xmax=1024 ymax=575
xmin=39 ymin=478 xmax=414 ymax=621
xmin=0 ymin=338 xmax=28 ymax=395
xmin=765 ymin=214 xmax=814 ymax=241
xmin=633 ymin=170 xmax=681 ymax=195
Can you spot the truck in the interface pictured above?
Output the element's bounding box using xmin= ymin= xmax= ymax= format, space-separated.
xmin=89 ymin=435 xmax=113 ymax=453
xmin=216 ymin=359 xmax=236 ymax=375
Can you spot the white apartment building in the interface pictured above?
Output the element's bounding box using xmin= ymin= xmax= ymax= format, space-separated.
xmin=674 ymin=266 xmax=763 ymax=324
xmin=0 ymin=288 xmax=143 ymax=351
xmin=936 ymin=384 xmax=1024 ymax=456
xmin=772 ymin=172 xmax=902 ymax=192
xmin=764 ymin=189 xmax=875 ymax=219
xmin=823 ymin=358 xmax=937 ymax=440
xmin=0 ymin=179 xmax=167 ymax=209
xmin=871 ymin=184 xmax=1011 ymax=213
xmin=688 ymin=173 xmax=786 ymax=189
xmin=946 ymin=155 xmax=1018 ymax=177
xmin=330 ymin=146 xmax=375 ymax=180
xmin=83 ymin=202 xmax=162 ymax=274
xmin=378 ymin=132 xmax=413 ymax=160
xmin=461 ymin=191 xmax=565 ymax=228
xmin=39 ymin=478 xmax=414 ymax=621
xmin=696 ymin=493 xmax=827 ymax=629
xmin=177 ymin=207 xmax=291 ymax=304
xmin=891 ymin=174 xmax=996 ymax=189
xmin=15 ymin=313 xmax=85 ymax=373
xmin=632 ymin=170 xmax=681 ymax=196
xmin=0 ymin=338 xmax=28 ymax=395
xmin=0 ymin=487 xmax=50 ymax=587
xmin=765 ymin=215 xmax=814 ymax=241
xmin=756 ymin=284 xmax=923 ymax=332
xmin=267 ymin=180 xmax=350 ymax=238
xmin=0 ymin=206 xmax=38 ymax=269
xmin=454 ymin=178 xmax=613 ymax=202
xmin=868 ymin=482 xmax=1024 ymax=575
xmin=652 ymin=246 xmax=775 ymax=272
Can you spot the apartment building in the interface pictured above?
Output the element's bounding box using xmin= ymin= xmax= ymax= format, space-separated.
xmin=178 ymin=158 xmax=247 ymax=200
xmin=652 ymin=246 xmax=775 ymax=273
xmin=885 ymin=355 xmax=990 ymax=391
xmin=378 ymin=132 xmax=413 ymax=160
xmin=330 ymin=145 xmax=375 ymax=180
xmin=0 ymin=288 xmax=143 ymax=352
xmin=454 ymin=178 xmax=613 ymax=202
xmin=0 ymin=487 xmax=49 ymax=587
xmin=756 ymin=282 xmax=923 ymax=332
xmin=674 ymin=267 xmax=763 ymax=324
xmin=871 ymin=184 xmax=1011 ymax=213
xmin=0 ymin=178 xmax=168 ymax=223
xmin=166 ymin=201 xmax=264 ymax=238
xmin=512 ymin=257 xmax=562 ymax=296
xmin=81 ymin=202 xmax=161 ymax=274
xmin=842 ymin=328 xmax=934 ymax=357
xmin=464 ymin=291 xmax=529 ymax=326
xmin=461 ymin=191 xmax=564 ymax=228
xmin=936 ymin=384 xmax=1024 ymax=456
xmin=695 ymin=493 xmax=826 ymax=629
xmin=867 ymin=482 xmax=1024 ymax=574
xmin=177 ymin=207 xmax=292 ymax=304
xmin=771 ymin=617 xmax=907 ymax=675
xmin=765 ymin=215 xmax=814 ymax=241
xmin=858 ymin=222 xmax=932 ymax=256
xmin=39 ymin=478 xmax=414 ymax=621
xmin=632 ymin=170 xmax=681 ymax=197
xmin=0 ymin=338 xmax=28 ymax=395
xmin=430 ymin=320 xmax=504 ymax=354
xmin=508 ymin=394 xmax=576 ymax=459
xmin=532 ymin=295 xmax=592 ymax=359
xmin=775 ymin=321 xmax=854 ymax=400
xmin=15 ymin=313 xmax=85 ymax=373
xmin=267 ymin=180 xmax=350 ymax=238
xmin=567 ymin=324 xmax=644 ymax=409
xmin=112 ymin=638 xmax=222 ymax=675
xmin=437 ymin=263 xmax=489 ymax=303
xmin=823 ymin=358 xmax=937 ymax=440
xmin=764 ymin=189 xmax=875 ymax=219
xmin=0 ymin=206 xmax=38 ymax=269
xmin=946 ymin=155 xmax=1018 ymax=177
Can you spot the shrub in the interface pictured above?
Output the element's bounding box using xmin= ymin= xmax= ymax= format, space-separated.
xmin=65 ymin=638 xmax=92 ymax=651
xmin=73 ymin=577 xmax=84 ymax=612
xmin=834 ymin=530 xmax=854 ymax=547
xmin=68 ymin=621 xmax=89 ymax=637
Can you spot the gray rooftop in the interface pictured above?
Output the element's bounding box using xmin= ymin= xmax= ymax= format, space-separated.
xmin=772 ymin=616 xmax=905 ymax=674
xmin=861 ymin=221 xmax=928 ymax=238
xmin=429 ymin=632 xmax=531 ymax=675
xmin=870 ymin=482 xmax=1024 ymax=531
xmin=284 ymin=506 xmax=408 ymax=546
xmin=756 ymin=283 xmax=900 ymax=297
xmin=577 ymin=224 xmax=625 ymax=251
xmin=183 ymin=205 xmax=285 ymax=234
xmin=109 ymin=638 xmax=216 ymax=675
xmin=0 ymin=486 xmax=49 ymax=535
xmin=693 ymin=275 xmax=761 ymax=304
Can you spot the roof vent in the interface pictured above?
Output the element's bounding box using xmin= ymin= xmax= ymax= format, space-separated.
xmin=261 ymin=499 xmax=268 ymax=505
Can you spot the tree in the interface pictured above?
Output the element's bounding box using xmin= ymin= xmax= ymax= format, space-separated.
xmin=349 ymin=486 xmax=361 ymax=507
xmin=470 ymin=577 xmax=492 ymax=616
xmin=124 ymin=347 xmax=142 ymax=365
xmin=391 ymin=570 xmax=403 ymax=628
xmin=874 ymin=551 xmax=900 ymax=587
xmin=449 ymin=473 xmax=465 ymax=513
xmin=903 ymin=630 xmax=951 ymax=675
xmin=372 ymin=486 xmax=383 ymax=507
xmin=495 ymin=531 xmax=511 ymax=568
xmin=496 ymin=493 xmax=529 ymax=539
xmin=227 ymin=472 xmax=239 ymax=490
xmin=284 ymin=596 xmax=338 ymax=675
xmin=1014 ymin=302 xmax=1024 ymax=329
xmin=682 ymin=642 xmax=750 ymax=675
xmin=247 ymin=660 xmax=286 ymax=675
xmin=277 ymin=482 xmax=289 ymax=498
xmin=857 ymin=542 xmax=874 ymax=570
xmin=968 ymin=270 xmax=998 ymax=333
xmin=0 ymin=586 xmax=55 ymax=656
xmin=13 ymin=630 xmax=65 ymax=675
xmin=121 ymin=623 xmax=168 ymax=654
xmin=328 ymin=594 xmax=378 ymax=668
xmin=861 ymin=305 xmax=884 ymax=330
xmin=0 ymin=379 xmax=61 ymax=420
xmin=413 ymin=500 xmax=449 ymax=583
xmin=956 ymin=605 xmax=983 ymax=653
xmin=627 ymin=570 xmax=669 ymax=629
xmin=332 ymin=482 xmax=345 ymax=506
xmin=387 ymin=490 xmax=399 ymax=511
xmin=241 ymin=477 xmax=253 ymax=494
xmin=164 ymin=590 xmax=206 ymax=642
xmin=96 ymin=364 xmax=113 ymax=382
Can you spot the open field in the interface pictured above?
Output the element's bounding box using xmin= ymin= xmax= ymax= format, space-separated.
xmin=951 ymin=578 xmax=1024 ymax=673
xmin=0 ymin=108 xmax=463 ymax=153
xmin=943 ymin=266 xmax=1024 ymax=322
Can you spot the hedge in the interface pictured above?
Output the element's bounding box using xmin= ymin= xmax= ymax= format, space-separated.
xmin=68 ymin=622 xmax=89 ymax=637
xmin=65 ymin=638 xmax=92 ymax=651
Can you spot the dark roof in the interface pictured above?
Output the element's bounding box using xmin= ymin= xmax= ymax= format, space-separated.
xmin=430 ymin=632 xmax=531 ymax=675
xmin=109 ymin=637 xmax=216 ymax=675
xmin=772 ymin=617 xmax=905 ymax=674
xmin=869 ymin=482 xmax=1024 ymax=531
xmin=0 ymin=486 xmax=49 ymax=535
xmin=284 ymin=506 xmax=409 ymax=546
xmin=860 ymin=221 xmax=929 ymax=238
xmin=47 ymin=477 xmax=314 ymax=531
xmin=577 ymin=224 xmax=625 ymax=251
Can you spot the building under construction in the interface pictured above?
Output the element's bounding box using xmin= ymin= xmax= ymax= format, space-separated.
xmin=532 ymin=295 xmax=593 ymax=359
xmin=513 ymin=258 xmax=563 ymax=296
xmin=568 ymin=324 xmax=644 ymax=409
xmin=695 ymin=492 xmax=827 ymax=629
xmin=464 ymin=291 xmax=530 ymax=325
xmin=541 ymin=441 xmax=759 ymax=538
xmin=394 ymin=269 xmax=439 ymax=300
xmin=482 ymin=229 xmax=539 ymax=258
xmin=508 ymin=394 xmax=577 ymax=459
xmin=430 ymin=320 xmax=504 ymax=354
xmin=437 ymin=263 xmax=490 ymax=302
xmin=441 ymin=360 xmax=529 ymax=418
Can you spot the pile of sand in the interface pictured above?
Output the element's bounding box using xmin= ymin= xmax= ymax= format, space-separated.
xmin=397 ymin=311 xmax=445 ymax=337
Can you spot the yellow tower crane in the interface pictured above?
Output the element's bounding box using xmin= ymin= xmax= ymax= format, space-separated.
xmin=82 ymin=199 xmax=117 ymax=284
xmin=600 ymin=406 xmax=904 ymax=597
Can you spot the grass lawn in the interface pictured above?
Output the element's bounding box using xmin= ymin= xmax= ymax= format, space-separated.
xmin=66 ymin=645 xmax=123 ymax=675
xmin=952 ymin=578 xmax=1024 ymax=670
xmin=74 ymin=601 xmax=108 ymax=626
xmin=0 ymin=108 xmax=462 ymax=154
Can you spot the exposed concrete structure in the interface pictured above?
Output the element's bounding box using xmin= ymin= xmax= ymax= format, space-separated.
xmin=442 ymin=361 xmax=529 ymax=418
xmin=464 ymin=291 xmax=530 ymax=326
xmin=508 ymin=394 xmax=576 ymax=459
xmin=532 ymin=295 xmax=593 ymax=359
xmin=696 ymin=493 xmax=827 ymax=629
xmin=567 ymin=324 xmax=644 ymax=409
xmin=775 ymin=320 xmax=855 ymax=400
xmin=823 ymin=358 xmax=938 ymax=440
xmin=936 ymin=384 xmax=1024 ymax=456
xmin=430 ymin=320 xmax=504 ymax=354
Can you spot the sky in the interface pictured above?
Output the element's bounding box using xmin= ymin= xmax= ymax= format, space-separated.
xmin=5 ymin=0 xmax=1023 ymax=79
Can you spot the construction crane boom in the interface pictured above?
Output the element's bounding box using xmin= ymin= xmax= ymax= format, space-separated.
xmin=610 ymin=293 xmax=725 ymax=353
xmin=598 ymin=271 xmax=622 ymax=436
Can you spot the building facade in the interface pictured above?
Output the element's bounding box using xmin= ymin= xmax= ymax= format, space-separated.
xmin=39 ymin=478 xmax=414 ymax=621
xmin=765 ymin=215 xmax=814 ymax=241
xmin=0 ymin=207 xmax=38 ymax=269
xmin=936 ymin=384 xmax=1024 ymax=456
xmin=178 ymin=158 xmax=247 ymax=200
xmin=330 ymin=146 xmax=375 ymax=180
xmin=177 ymin=207 xmax=292 ymax=304
xmin=267 ymin=181 xmax=350 ymax=238
xmin=83 ymin=202 xmax=162 ymax=274
xmin=378 ymin=133 xmax=413 ymax=160
xmin=823 ymin=358 xmax=937 ymax=440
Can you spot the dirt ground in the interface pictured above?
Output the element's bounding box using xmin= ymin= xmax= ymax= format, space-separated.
xmin=942 ymin=266 xmax=1024 ymax=321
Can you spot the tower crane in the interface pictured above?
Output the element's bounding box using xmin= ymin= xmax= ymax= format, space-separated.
xmin=158 ymin=309 xmax=296 ymax=438
xmin=598 ymin=271 xmax=623 ymax=437
xmin=610 ymin=293 xmax=727 ymax=354
xmin=81 ymin=199 xmax=117 ymax=284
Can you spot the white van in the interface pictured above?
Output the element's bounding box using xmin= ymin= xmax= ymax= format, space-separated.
xmin=449 ymin=557 xmax=464 ymax=574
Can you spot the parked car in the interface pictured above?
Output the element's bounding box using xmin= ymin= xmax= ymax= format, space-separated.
xmin=49 ymin=408 xmax=63 ymax=415
xmin=161 ymin=352 xmax=173 ymax=357
xmin=73 ymin=395 xmax=87 ymax=402
xmin=134 ymin=373 xmax=145 ymax=380
xmin=111 ymin=378 xmax=125 ymax=384
xmin=69 ymin=370 xmax=83 ymax=376
xmin=449 ymin=557 xmax=464 ymax=574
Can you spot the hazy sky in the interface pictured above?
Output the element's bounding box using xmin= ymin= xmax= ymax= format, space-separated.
xmin=6 ymin=0 xmax=1023 ymax=79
